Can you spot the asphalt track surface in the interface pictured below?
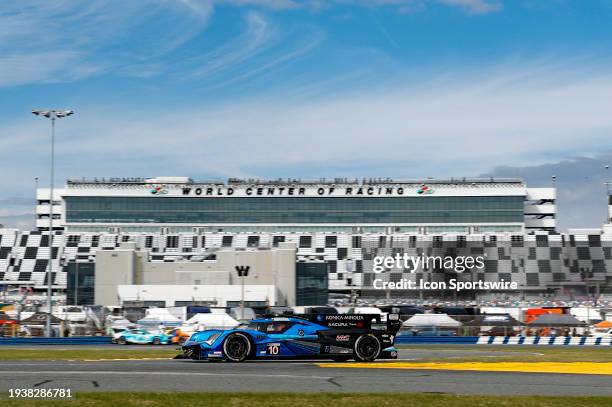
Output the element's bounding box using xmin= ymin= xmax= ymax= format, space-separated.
xmin=1 ymin=348 xmax=612 ymax=396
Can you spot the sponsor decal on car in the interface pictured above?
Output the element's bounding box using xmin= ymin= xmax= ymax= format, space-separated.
xmin=266 ymin=343 xmax=281 ymax=355
xmin=335 ymin=334 xmax=350 ymax=342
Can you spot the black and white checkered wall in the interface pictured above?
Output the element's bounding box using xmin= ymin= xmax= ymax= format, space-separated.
xmin=0 ymin=229 xmax=610 ymax=293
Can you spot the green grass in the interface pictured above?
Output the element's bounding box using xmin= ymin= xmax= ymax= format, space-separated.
xmin=1 ymin=392 xmax=612 ymax=407
xmin=0 ymin=348 xmax=179 ymax=361
xmin=397 ymin=345 xmax=612 ymax=363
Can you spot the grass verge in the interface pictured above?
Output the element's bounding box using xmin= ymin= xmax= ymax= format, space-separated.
xmin=1 ymin=392 xmax=612 ymax=407
xmin=0 ymin=348 xmax=179 ymax=361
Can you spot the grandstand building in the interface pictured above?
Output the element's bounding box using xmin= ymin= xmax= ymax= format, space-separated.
xmin=38 ymin=176 xmax=556 ymax=234
xmin=1 ymin=176 xmax=610 ymax=304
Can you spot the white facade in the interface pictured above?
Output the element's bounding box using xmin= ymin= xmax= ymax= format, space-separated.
xmin=524 ymin=187 xmax=556 ymax=232
xmin=117 ymin=284 xmax=278 ymax=307
xmin=36 ymin=188 xmax=66 ymax=230
xmin=93 ymin=242 xmax=297 ymax=307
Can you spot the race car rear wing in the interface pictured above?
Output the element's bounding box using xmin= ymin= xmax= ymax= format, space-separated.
xmin=305 ymin=313 xmax=402 ymax=334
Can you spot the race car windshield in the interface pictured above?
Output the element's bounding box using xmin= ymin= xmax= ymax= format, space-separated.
xmin=237 ymin=323 xmax=260 ymax=331
xmin=265 ymin=322 xmax=291 ymax=333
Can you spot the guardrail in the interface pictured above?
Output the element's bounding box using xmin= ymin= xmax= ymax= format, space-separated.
xmin=0 ymin=336 xmax=113 ymax=345
xmin=395 ymin=335 xmax=612 ymax=345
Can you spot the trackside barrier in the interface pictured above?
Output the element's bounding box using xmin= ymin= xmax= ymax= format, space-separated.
xmin=395 ymin=336 xmax=479 ymax=345
xmin=0 ymin=336 xmax=113 ymax=345
xmin=395 ymin=336 xmax=612 ymax=346
xmin=474 ymin=336 xmax=612 ymax=346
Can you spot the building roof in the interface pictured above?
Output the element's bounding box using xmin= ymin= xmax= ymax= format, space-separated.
xmin=65 ymin=176 xmax=525 ymax=187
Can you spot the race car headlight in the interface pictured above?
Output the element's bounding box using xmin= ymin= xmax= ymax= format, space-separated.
xmin=204 ymin=333 xmax=221 ymax=346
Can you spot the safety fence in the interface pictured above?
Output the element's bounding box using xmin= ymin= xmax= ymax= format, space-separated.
xmin=0 ymin=336 xmax=113 ymax=345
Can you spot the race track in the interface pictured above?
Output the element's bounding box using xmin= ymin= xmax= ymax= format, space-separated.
xmin=1 ymin=348 xmax=612 ymax=396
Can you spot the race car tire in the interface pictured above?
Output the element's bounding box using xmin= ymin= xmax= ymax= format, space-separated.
xmin=353 ymin=334 xmax=381 ymax=362
xmin=118 ymin=337 xmax=127 ymax=345
xmin=223 ymin=332 xmax=252 ymax=362
xmin=153 ymin=337 xmax=161 ymax=345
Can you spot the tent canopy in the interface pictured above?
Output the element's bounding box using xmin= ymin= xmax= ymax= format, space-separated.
xmin=137 ymin=308 xmax=182 ymax=326
xmin=528 ymin=313 xmax=585 ymax=327
xmin=463 ymin=314 xmax=524 ymax=327
xmin=186 ymin=313 xmax=239 ymax=329
xmin=21 ymin=312 xmax=63 ymax=324
xmin=403 ymin=313 xmax=462 ymax=328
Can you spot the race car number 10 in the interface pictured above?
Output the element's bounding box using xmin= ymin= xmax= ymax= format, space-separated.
xmin=266 ymin=344 xmax=280 ymax=355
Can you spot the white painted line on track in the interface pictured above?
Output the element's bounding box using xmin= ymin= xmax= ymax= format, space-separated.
xmin=3 ymin=371 xmax=336 ymax=380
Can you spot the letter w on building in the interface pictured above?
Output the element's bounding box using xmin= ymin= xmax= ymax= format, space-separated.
xmin=235 ymin=266 xmax=250 ymax=277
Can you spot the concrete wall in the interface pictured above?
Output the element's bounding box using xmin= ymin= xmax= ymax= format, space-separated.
xmin=94 ymin=243 xmax=297 ymax=306
xmin=94 ymin=244 xmax=137 ymax=305
xmin=273 ymin=242 xmax=297 ymax=306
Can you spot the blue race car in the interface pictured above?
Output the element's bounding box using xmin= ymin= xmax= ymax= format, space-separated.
xmin=114 ymin=328 xmax=171 ymax=345
xmin=181 ymin=313 xmax=401 ymax=362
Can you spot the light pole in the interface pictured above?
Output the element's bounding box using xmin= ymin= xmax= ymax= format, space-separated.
xmin=235 ymin=266 xmax=250 ymax=315
xmin=32 ymin=109 xmax=74 ymax=337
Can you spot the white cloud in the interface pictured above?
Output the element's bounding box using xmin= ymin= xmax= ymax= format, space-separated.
xmin=3 ymin=60 xmax=611 ymax=187
xmin=0 ymin=0 xmax=505 ymax=88
xmin=337 ymin=0 xmax=501 ymax=14
xmin=437 ymin=0 xmax=501 ymax=14
xmin=185 ymin=12 xmax=275 ymax=79
xmin=0 ymin=1 xmax=213 ymax=87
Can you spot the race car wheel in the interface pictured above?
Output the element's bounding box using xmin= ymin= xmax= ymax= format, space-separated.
xmin=153 ymin=337 xmax=161 ymax=345
xmin=353 ymin=334 xmax=381 ymax=362
xmin=118 ymin=337 xmax=127 ymax=345
xmin=223 ymin=333 xmax=252 ymax=362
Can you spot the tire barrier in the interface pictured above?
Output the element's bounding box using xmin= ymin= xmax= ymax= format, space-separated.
xmin=0 ymin=336 xmax=113 ymax=345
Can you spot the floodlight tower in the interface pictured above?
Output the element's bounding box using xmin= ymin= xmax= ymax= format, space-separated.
xmin=32 ymin=109 xmax=74 ymax=337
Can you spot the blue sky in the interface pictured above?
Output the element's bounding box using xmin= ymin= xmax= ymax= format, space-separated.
xmin=1 ymin=0 xmax=612 ymax=229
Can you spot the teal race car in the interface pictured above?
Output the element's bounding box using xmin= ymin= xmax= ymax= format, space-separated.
xmin=113 ymin=328 xmax=171 ymax=345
